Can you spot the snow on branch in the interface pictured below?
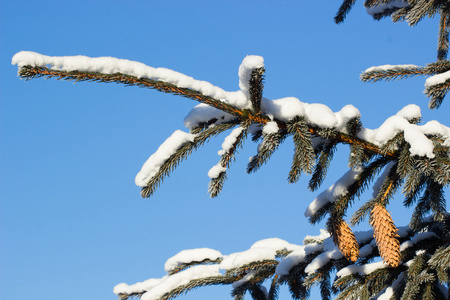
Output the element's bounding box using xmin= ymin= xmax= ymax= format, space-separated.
xmin=164 ymin=248 xmax=223 ymax=274
xmin=13 ymin=52 xmax=450 ymax=165
xmin=114 ymin=213 xmax=448 ymax=300
xmin=135 ymin=130 xmax=195 ymax=187
xmin=12 ymin=51 xmax=249 ymax=109
xmin=361 ymin=61 xmax=450 ymax=109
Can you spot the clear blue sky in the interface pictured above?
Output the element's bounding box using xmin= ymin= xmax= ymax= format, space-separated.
xmin=0 ymin=1 xmax=445 ymax=300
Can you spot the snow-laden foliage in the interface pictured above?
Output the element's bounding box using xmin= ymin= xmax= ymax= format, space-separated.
xmin=113 ymin=217 xmax=449 ymax=300
xmin=11 ymin=1 xmax=450 ymax=299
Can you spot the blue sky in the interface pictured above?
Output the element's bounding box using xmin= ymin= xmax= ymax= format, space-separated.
xmin=0 ymin=1 xmax=446 ymax=300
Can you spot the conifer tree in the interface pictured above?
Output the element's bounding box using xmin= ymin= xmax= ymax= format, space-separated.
xmin=12 ymin=1 xmax=450 ymax=299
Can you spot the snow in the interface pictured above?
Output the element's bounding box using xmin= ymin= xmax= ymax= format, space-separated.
xmin=218 ymin=127 xmax=244 ymax=155
xmin=425 ymin=69 xmax=450 ymax=87
xmin=207 ymin=163 xmax=227 ymax=179
xmin=304 ymin=248 xmax=343 ymax=274
xmin=303 ymin=229 xmax=330 ymax=244
xmin=232 ymin=270 xmax=257 ymax=288
xmin=364 ymin=64 xmax=418 ymax=73
xmin=14 ymin=52 xmax=447 ymax=160
xmin=261 ymin=97 xmax=360 ymax=129
xmin=250 ymin=238 xmax=301 ymax=252
xmin=378 ymin=287 xmax=394 ymax=300
xmin=397 ymin=226 xmax=411 ymax=238
xmin=114 ymin=277 xmax=166 ymax=296
xmin=377 ymin=272 xmax=405 ymax=300
xmin=140 ymin=265 xmax=222 ymax=300
xmin=358 ymin=105 xmax=437 ymax=159
xmin=12 ymin=51 xmax=240 ymax=104
xmin=275 ymin=244 xmax=322 ymax=276
xmin=184 ymin=104 xmax=235 ymax=129
xmin=238 ymin=55 xmax=264 ymax=92
xmin=219 ymin=248 xmax=277 ymax=270
xmin=164 ymin=248 xmax=223 ymax=272
xmin=359 ymin=242 xmax=375 ymax=257
xmin=261 ymin=97 xmax=305 ymax=122
xmin=396 ymin=104 xmax=421 ymax=121
xmin=305 ymin=166 xmax=364 ymax=217
xmin=400 ymin=231 xmax=438 ymax=251
xmin=336 ymin=261 xmax=386 ymax=277
xmin=334 ymin=105 xmax=361 ymax=132
xmin=262 ymin=121 xmax=279 ymax=135
xmin=366 ymin=0 xmax=409 ymax=16
xmin=354 ymin=230 xmax=375 ymax=244
xmin=12 ymin=51 xmax=259 ymax=112
xmin=135 ymin=130 xmax=195 ymax=187
xmin=421 ymin=120 xmax=450 ymax=146
xmin=208 ymin=127 xmax=245 ymax=178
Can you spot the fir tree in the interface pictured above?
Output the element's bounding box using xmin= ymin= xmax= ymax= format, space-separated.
xmin=12 ymin=1 xmax=450 ymax=299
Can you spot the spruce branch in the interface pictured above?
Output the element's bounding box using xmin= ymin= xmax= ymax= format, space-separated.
xmin=425 ymin=79 xmax=450 ymax=109
xmin=287 ymin=117 xmax=315 ymax=183
xmin=333 ymin=156 xmax=392 ymax=222
xmin=249 ymin=68 xmax=265 ymax=114
xmin=309 ymin=141 xmax=337 ymax=191
xmin=17 ymin=65 xmax=271 ymax=125
xmin=141 ymin=121 xmax=238 ymax=198
xmin=160 ymin=275 xmax=236 ymax=300
xmin=247 ymin=130 xmax=288 ymax=173
xmin=209 ymin=123 xmax=249 ymax=198
xmin=168 ymin=258 xmax=223 ymax=276
xmin=360 ymin=65 xmax=426 ymax=83
xmin=268 ymin=276 xmax=279 ymax=300
xmin=335 ymin=0 xmax=357 ymax=24
xmin=438 ymin=6 xmax=450 ymax=60
xmin=429 ymin=245 xmax=450 ymax=284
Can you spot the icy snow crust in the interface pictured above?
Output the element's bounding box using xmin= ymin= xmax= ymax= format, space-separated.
xmin=12 ymin=51 xmax=450 ymax=189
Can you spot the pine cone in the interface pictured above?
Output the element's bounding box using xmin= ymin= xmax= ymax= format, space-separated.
xmin=369 ymin=204 xmax=400 ymax=267
xmin=331 ymin=220 xmax=360 ymax=262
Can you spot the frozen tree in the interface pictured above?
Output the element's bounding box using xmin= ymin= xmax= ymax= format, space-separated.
xmin=11 ymin=1 xmax=450 ymax=299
